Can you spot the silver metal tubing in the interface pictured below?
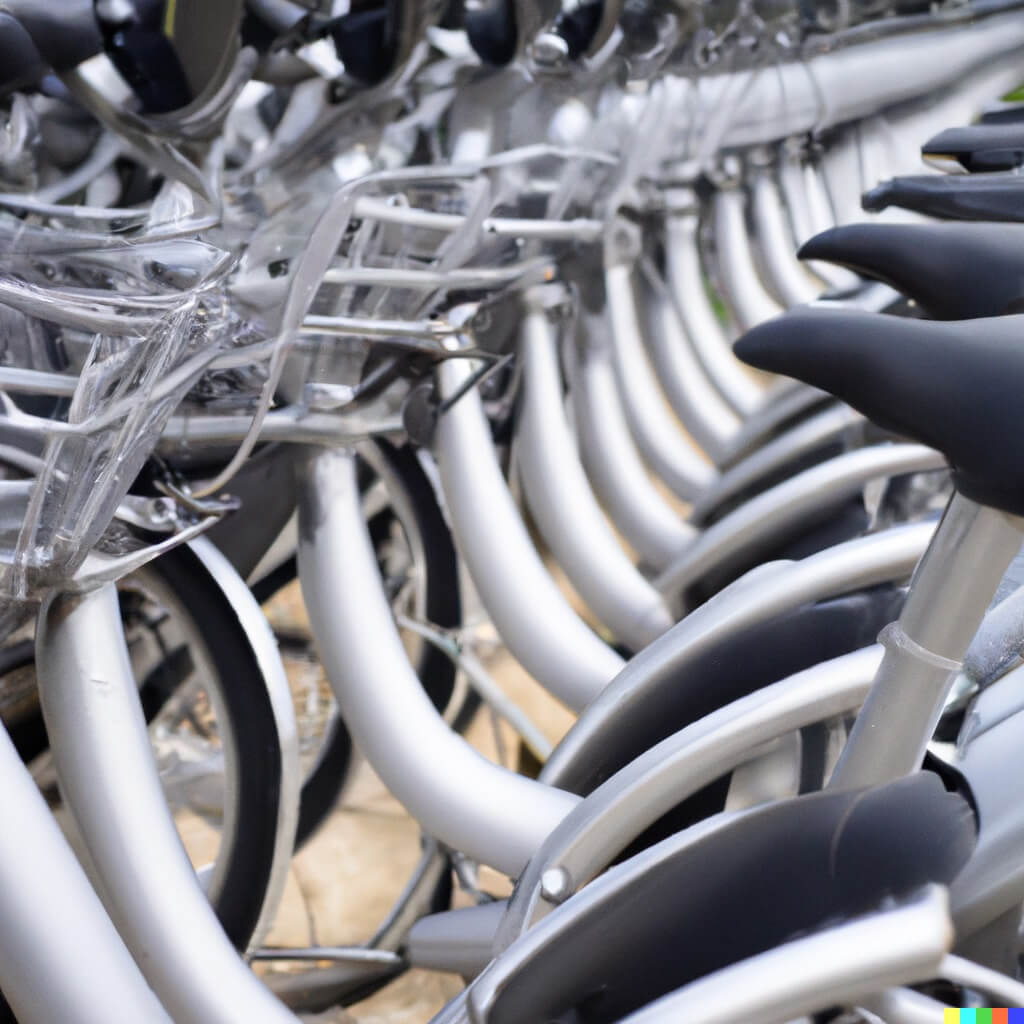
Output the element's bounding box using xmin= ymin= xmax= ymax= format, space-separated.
xmin=251 ymin=948 xmax=403 ymax=966
xmin=858 ymin=988 xmax=951 ymax=1024
xmin=571 ymin=333 xmax=699 ymax=568
xmin=406 ymin=901 xmax=508 ymax=977
xmin=818 ymin=131 xmax=866 ymax=229
xmin=801 ymin=160 xmax=863 ymax=292
xmin=618 ymin=887 xmax=952 ymax=1024
xmin=35 ymin=585 xmax=299 ymax=1024
xmin=964 ymin=582 xmax=1024 ymax=688
xmin=542 ymin=521 xmax=934 ymax=791
xmin=604 ymin=262 xmax=728 ymax=481
xmin=774 ymin=149 xmax=847 ymax=291
xmin=186 ymin=536 xmax=300 ymax=948
xmin=159 ymin=404 xmax=404 ymax=449
xmin=455 ymin=812 xmax=746 ymax=1024
xmin=748 ymin=168 xmax=822 ymax=307
xmin=655 ymin=444 xmax=944 ymax=602
xmin=637 ymin=257 xmax=745 ymax=456
xmin=689 ymin=405 xmax=866 ymax=526
xmin=350 ymin=195 xmax=605 ymax=243
xmin=501 ymin=646 xmax=879 ymax=941
xmin=719 ymin=382 xmax=832 ymax=467
xmin=0 ymin=722 xmax=173 ymax=1024
xmin=296 ymin=446 xmax=578 ymax=876
xmin=680 ymin=3 xmax=1024 ymax=148
xmin=831 ymin=493 xmax=1024 ymax=791
xmin=516 ymin=301 xmax=674 ymax=650
xmin=950 ymin=663 xmax=1024 ymax=950
xmin=434 ymin=358 xmax=624 ymax=710
xmin=939 ymin=953 xmax=1024 ymax=1008
xmin=662 ymin=193 xmax=764 ymax=416
xmin=709 ymin=185 xmax=785 ymax=333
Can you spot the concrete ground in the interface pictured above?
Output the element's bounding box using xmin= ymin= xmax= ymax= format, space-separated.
xmin=253 ymin=598 xmax=576 ymax=1024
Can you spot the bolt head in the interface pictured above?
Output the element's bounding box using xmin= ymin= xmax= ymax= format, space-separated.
xmin=540 ymin=867 xmax=572 ymax=905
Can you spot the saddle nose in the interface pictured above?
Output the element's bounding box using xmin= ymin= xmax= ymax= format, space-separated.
xmin=799 ymin=221 xmax=1024 ymax=320
xmin=735 ymin=306 xmax=1024 ymax=515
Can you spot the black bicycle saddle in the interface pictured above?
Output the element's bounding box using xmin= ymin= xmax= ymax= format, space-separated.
xmin=923 ymin=121 xmax=1024 ymax=174
xmin=799 ymin=222 xmax=1024 ymax=320
xmin=862 ymin=172 xmax=1024 ymax=222
xmin=734 ymin=307 xmax=1024 ymax=515
xmin=483 ymin=773 xmax=975 ymax=1024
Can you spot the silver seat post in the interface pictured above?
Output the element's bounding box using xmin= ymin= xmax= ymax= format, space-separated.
xmin=830 ymin=491 xmax=1024 ymax=791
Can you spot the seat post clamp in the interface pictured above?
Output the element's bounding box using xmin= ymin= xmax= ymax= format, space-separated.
xmin=877 ymin=621 xmax=963 ymax=673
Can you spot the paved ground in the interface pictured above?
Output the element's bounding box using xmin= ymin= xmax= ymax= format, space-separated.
xmin=257 ymin=638 xmax=576 ymax=1023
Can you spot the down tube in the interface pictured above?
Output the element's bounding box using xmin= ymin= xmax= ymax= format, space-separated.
xmin=0 ymin=722 xmax=172 ymax=1024
xmin=434 ymin=358 xmax=624 ymax=710
xmin=35 ymin=585 xmax=299 ymax=1024
xmin=296 ymin=445 xmax=578 ymax=877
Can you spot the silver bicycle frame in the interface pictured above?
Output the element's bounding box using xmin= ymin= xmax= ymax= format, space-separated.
xmin=635 ymin=248 xmax=744 ymax=457
xmin=618 ymin=886 xmax=952 ymax=1024
xmin=747 ymin=155 xmax=821 ymax=307
xmin=688 ymin=404 xmax=868 ymax=525
xmin=830 ymin=493 xmax=1024 ymax=790
xmin=604 ymin=259 xmax=725 ymax=484
xmin=35 ymin=585 xmax=300 ymax=1024
xmin=0 ymin=721 xmax=173 ymax=1023
xmin=660 ymin=195 xmax=765 ymax=415
xmin=516 ymin=293 xmax=673 ymax=650
xmin=408 ymin=646 xmax=877 ymax=975
xmin=655 ymin=444 xmax=944 ymax=605
xmin=501 ymin=646 xmax=880 ymax=941
xmin=570 ymin=328 xmax=698 ymax=568
xmin=434 ymin=358 xmax=625 ymax=711
xmin=543 ymin=521 xmax=934 ymax=791
xmin=296 ymin=444 xmax=577 ymax=876
xmin=709 ymin=179 xmax=785 ymax=333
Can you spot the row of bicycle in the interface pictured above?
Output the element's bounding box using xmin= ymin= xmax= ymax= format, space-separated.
xmin=4 ymin=0 xmax=1024 ymax=1021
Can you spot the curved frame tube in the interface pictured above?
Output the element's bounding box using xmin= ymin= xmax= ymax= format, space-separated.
xmin=571 ymin=333 xmax=698 ymax=568
xmin=0 ymin=722 xmax=172 ymax=1023
xmin=543 ymin=521 xmax=935 ymax=791
xmin=661 ymin=195 xmax=763 ymax=416
xmin=655 ymin=444 xmax=944 ymax=602
xmin=709 ymin=185 xmax=785 ymax=333
xmin=516 ymin=301 xmax=673 ymax=650
xmin=689 ymin=404 xmax=866 ymax=526
xmin=719 ymin=382 xmax=832 ymax=467
xmin=35 ymin=585 xmax=299 ymax=1024
xmin=501 ymin=646 xmax=879 ymax=942
xmin=296 ymin=445 xmax=578 ymax=877
xmin=674 ymin=4 xmax=1024 ymax=148
xmin=748 ymin=165 xmax=822 ymax=307
xmin=637 ymin=256 xmax=744 ymax=455
xmin=604 ymin=262 xmax=728 ymax=478
xmin=434 ymin=359 xmax=624 ymax=710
